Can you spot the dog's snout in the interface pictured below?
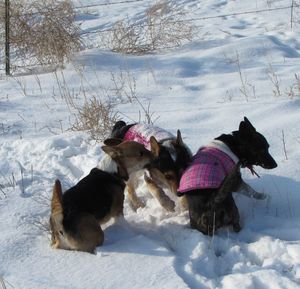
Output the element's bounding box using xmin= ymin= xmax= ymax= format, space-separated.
xmin=264 ymin=154 xmax=277 ymax=169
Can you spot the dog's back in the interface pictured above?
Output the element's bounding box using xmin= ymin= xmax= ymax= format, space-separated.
xmin=62 ymin=168 xmax=125 ymax=225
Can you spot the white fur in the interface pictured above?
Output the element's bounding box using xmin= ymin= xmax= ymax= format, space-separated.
xmin=97 ymin=154 xmax=118 ymax=174
xmin=205 ymin=140 xmax=239 ymax=163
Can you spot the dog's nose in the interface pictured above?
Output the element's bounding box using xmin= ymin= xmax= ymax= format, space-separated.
xmin=264 ymin=158 xmax=277 ymax=169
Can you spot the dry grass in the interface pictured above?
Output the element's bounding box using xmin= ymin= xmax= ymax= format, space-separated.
xmin=103 ymin=0 xmax=194 ymax=54
xmin=70 ymin=96 xmax=119 ymax=142
xmin=1 ymin=0 xmax=81 ymax=67
xmin=285 ymin=73 xmax=300 ymax=98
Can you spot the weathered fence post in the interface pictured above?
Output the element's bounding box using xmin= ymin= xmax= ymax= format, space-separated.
xmin=5 ymin=0 xmax=10 ymax=75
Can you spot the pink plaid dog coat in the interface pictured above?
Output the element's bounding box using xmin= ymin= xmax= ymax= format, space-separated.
xmin=178 ymin=146 xmax=237 ymax=193
xmin=124 ymin=124 xmax=174 ymax=150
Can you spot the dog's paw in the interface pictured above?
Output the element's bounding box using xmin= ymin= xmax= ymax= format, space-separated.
xmin=233 ymin=223 xmax=241 ymax=232
xmin=160 ymin=195 xmax=176 ymax=212
xmin=129 ymin=199 xmax=146 ymax=211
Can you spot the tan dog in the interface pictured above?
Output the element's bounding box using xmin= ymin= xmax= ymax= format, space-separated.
xmin=103 ymin=137 xmax=178 ymax=212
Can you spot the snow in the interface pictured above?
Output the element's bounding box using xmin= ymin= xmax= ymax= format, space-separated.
xmin=1 ymin=0 xmax=300 ymax=288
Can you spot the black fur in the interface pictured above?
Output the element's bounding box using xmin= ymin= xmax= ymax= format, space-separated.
xmin=62 ymin=168 xmax=125 ymax=237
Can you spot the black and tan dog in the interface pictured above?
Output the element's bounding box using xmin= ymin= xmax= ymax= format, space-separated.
xmin=178 ymin=117 xmax=277 ymax=235
xmin=104 ymin=121 xmax=192 ymax=211
xmin=50 ymin=140 xmax=153 ymax=253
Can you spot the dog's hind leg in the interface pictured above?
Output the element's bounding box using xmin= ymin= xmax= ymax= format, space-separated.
xmin=62 ymin=213 xmax=104 ymax=253
xmin=144 ymin=170 xmax=175 ymax=212
xmin=223 ymin=195 xmax=241 ymax=232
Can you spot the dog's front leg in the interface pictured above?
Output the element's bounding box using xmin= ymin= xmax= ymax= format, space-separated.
xmin=212 ymin=164 xmax=242 ymax=206
xmin=237 ymin=180 xmax=269 ymax=200
xmin=144 ymin=171 xmax=175 ymax=212
xmin=126 ymin=174 xmax=146 ymax=211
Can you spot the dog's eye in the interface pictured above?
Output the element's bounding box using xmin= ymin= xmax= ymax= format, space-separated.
xmin=59 ymin=230 xmax=64 ymax=235
xmin=165 ymin=173 xmax=175 ymax=180
xmin=139 ymin=151 xmax=144 ymax=157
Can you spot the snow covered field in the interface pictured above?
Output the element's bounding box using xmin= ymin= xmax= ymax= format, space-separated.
xmin=1 ymin=0 xmax=300 ymax=288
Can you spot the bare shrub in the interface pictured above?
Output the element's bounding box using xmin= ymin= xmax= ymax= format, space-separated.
xmin=145 ymin=0 xmax=193 ymax=51
xmin=52 ymin=66 xmax=158 ymax=142
xmin=70 ymin=96 xmax=119 ymax=142
xmin=3 ymin=0 xmax=81 ymax=66
xmin=107 ymin=19 xmax=148 ymax=54
xmin=103 ymin=0 xmax=194 ymax=54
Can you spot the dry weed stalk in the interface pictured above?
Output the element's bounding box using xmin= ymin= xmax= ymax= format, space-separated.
xmin=234 ymin=51 xmax=256 ymax=101
xmin=285 ymin=73 xmax=300 ymax=98
xmin=110 ymin=68 xmax=158 ymax=124
xmin=267 ymin=63 xmax=281 ymax=97
xmin=0 ymin=277 xmax=7 ymax=289
xmin=281 ymin=130 xmax=288 ymax=160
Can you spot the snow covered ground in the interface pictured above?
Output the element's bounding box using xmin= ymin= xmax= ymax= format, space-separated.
xmin=1 ymin=0 xmax=300 ymax=288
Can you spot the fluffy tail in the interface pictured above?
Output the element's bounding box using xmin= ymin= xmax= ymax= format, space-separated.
xmin=51 ymin=179 xmax=63 ymax=216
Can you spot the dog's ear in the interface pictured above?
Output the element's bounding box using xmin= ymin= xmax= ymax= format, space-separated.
xmin=175 ymin=130 xmax=184 ymax=146
xmin=243 ymin=117 xmax=256 ymax=131
xmin=239 ymin=117 xmax=256 ymax=136
xmin=150 ymin=136 xmax=160 ymax=158
xmin=103 ymin=138 xmax=123 ymax=146
xmin=101 ymin=146 xmax=121 ymax=158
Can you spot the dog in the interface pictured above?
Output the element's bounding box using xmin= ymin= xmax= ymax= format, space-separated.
xmin=110 ymin=121 xmax=192 ymax=179
xmin=50 ymin=140 xmax=153 ymax=253
xmin=177 ymin=117 xmax=277 ymax=235
xmin=102 ymin=135 xmax=179 ymax=212
xmin=104 ymin=121 xmax=192 ymax=211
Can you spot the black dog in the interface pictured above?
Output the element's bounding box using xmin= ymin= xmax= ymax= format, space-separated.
xmin=50 ymin=140 xmax=153 ymax=253
xmin=178 ymin=117 xmax=277 ymax=235
xmin=190 ymin=162 xmax=243 ymax=235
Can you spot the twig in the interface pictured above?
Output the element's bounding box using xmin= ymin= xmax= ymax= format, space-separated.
xmin=291 ymin=0 xmax=294 ymax=29
xmin=0 ymin=277 xmax=7 ymax=289
xmin=281 ymin=130 xmax=288 ymax=160
xmin=235 ymin=51 xmax=249 ymax=102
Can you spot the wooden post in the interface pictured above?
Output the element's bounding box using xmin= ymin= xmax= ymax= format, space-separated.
xmin=291 ymin=0 xmax=294 ymax=29
xmin=5 ymin=0 xmax=10 ymax=75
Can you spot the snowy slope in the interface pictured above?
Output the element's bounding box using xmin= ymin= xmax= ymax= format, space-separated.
xmin=1 ymin=0 xmax=300 ymax=288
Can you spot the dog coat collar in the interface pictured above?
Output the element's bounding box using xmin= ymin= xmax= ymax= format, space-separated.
xmin=124 ymin=124 xmax=175 ymax=151
xmin=205 ymin=140 xmax=239 ymax=163
xmin=178 ymin=143 xmax=238 ymax=194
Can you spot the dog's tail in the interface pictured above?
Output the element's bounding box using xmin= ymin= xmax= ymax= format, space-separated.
xmin=51 ymin=179 xmax=63 ymax=216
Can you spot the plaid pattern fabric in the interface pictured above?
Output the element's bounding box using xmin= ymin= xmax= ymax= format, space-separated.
xmin=178 ymin=147 xmax=236 ymax=193
xmin=124 ymin=124 xmax=174 ymax=150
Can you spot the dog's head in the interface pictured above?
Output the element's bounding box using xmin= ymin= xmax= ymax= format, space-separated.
xmin=233 ymin=117 xmax=277 ymax=170
xmin=102 ymin=139 xmax=153 ymax=179
xmin=149 ymin=136 xmax=178 ymax=194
